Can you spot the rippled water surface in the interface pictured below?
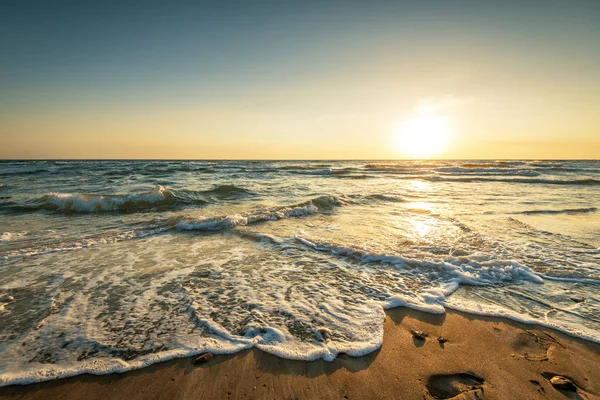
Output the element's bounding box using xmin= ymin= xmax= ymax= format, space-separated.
xmin=0 ymin=160 xmax=599 ymax=385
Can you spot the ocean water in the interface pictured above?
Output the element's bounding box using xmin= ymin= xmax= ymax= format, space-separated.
xmin=0 ymin=160 xmax=599 ymax=386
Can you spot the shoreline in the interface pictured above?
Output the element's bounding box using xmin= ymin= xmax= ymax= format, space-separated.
xmin=1 ymin=308 xmax=599 ymax=399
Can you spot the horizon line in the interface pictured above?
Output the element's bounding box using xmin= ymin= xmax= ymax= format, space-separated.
xmin=1 ymin=158 xmax=599 ymax=162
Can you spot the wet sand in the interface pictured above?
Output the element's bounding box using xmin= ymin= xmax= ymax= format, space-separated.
xmin=1 ymin=308 xmax=599 ymax=400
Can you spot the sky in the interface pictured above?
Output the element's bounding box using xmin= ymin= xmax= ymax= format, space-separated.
xmin=1 ymin=0 xmax=599 ymax=159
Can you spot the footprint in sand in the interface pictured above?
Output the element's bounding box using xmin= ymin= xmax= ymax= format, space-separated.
xmin=529 ymin=380 xmax=545 ymax=395
xmin=425 ymin=372 xmax=485 ymax=399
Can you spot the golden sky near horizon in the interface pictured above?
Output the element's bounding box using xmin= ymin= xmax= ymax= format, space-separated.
xmin=1 ymin=1 xmax=599 ymax=159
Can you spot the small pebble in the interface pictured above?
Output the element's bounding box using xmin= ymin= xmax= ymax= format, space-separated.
xmin=550 ymin=376 xmax=577 ymax=392
xmin=193 ymin=352 xmax=214 ymax=365
xmin=411 ymin=330 xmax=428 ymax=340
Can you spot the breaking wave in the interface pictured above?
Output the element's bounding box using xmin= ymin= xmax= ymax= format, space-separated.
xmin=1 ymin=185 xmax=253 ymax=214
xmin=175 ymin=195 xmax=343 ymax=231
xmin=0 ymin=195 xmax=344 ymax=260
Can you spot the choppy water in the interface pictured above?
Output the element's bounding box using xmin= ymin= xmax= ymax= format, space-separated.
xmin=0 ymin=160 xmax=599 ymax=386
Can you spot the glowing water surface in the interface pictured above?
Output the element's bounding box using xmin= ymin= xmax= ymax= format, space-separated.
xmin=0 ymin=160 xmax=599 ymax=385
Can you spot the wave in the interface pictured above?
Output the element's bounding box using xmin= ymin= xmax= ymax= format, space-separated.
xmin=435 ymin=167 xmax=540 ymax=177
xmin=333 ymin=174 xmax=371 ymax=179
xmin=202 ymin=184 xmax=253 ymax=198
xmin=143 ymin=166 xmax=216 ymax=174
xmin=363 ymin=161 xmax=479 ymax=171
xmin=538 ymin=166 xmax=585 ymax=172
xmin=364 ymin=163 xmax=408 ymax=170
xmin=140 ymin=163 xmax=230 ymax=174
xmin=2 ymin=185 xmax=253 ymax=215
xmin=293 ymin=235 xmax=544 ymax=285
xmin=359 ymin=161 xmax=600 ymax=180
xmin=358 ymin=166 xmax=599 ymax=183
xmin=304 ymin=169 xmax=598 ymax=185
xmin=517 ymin=207 xmax=597 ymax=215
xmin=528 ymin=161 xmax=563 ymax=168
xmin=422 ymin=176 xmax=600 ymax=186
xmin=0 ymin=195 xmax=343 ymax=260
xmin=460 ymin=162 xmax=514 ymax=169
xmin=279 ymin=164 xmax=332 ymax=171
xmin=362 ymin=194 xmax=406 ymax=203
xmin=281 ymin=167 xmax=371 ymax=179
xmin=209 ymin=164 xmax=246 ymax=171
xmin=0 ymin=168 xmax=49 ymax=177
xmin=32 ymin=186 xmax=206 ymax=214
xmin=362 ymin=164 xmax=420 ymax=174
xmin=175 ymin=195 xmax=343 ymax=232
xmin=285 ymin=168 xmax=334 ymax=176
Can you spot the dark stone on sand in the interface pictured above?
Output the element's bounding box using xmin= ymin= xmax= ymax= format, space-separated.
xmin=411 ymin=330 xmax=427 ymax=340
xmin=193 ymin=352 xmax=214 ymax=365
xmin=549 ymin=376 xmax=577 ymax=392
xmin=437 ymin=336 xmax=448 ymax=343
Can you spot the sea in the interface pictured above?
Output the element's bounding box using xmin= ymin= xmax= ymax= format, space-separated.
xmin=0 ymin=160 xmax=599 ymax=386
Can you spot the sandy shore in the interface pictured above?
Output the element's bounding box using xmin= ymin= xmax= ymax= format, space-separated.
xmin=1 ymin=308 xmax=599 ymax=400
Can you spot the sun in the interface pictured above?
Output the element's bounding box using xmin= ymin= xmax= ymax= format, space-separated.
xmin=394 ymin=115 xmax=449 ymax=158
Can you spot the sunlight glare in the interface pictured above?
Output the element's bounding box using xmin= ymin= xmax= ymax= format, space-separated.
xmin=395 ymin=115 xmax=449 ymax=158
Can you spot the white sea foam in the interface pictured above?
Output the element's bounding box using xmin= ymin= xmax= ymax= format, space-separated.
xmin=1 ymin=232 xmax=22 ymax=242
xmin=294 ymin=235 xmax=544 ymax=286
xmin=0 ymin=228 xmax=168 ymax=260
xmin=445 ymin=282 xmax=600 ymax=344
xmin=2 ymin=229 xmax=594 ymax=387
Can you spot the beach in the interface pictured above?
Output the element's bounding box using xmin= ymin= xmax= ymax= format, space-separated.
xmin=1 ymin=308 xmax=598 ymax=399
